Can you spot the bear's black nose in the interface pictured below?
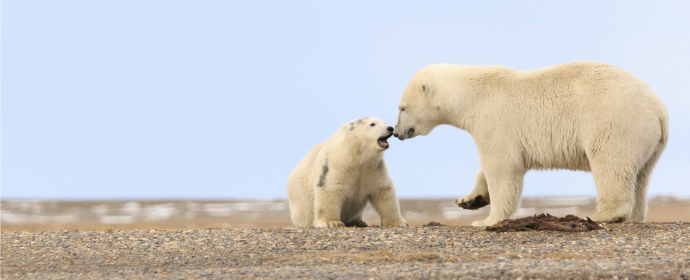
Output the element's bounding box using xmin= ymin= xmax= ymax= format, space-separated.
xmin=387 ymin=126 xmax=394 ymax=132
xmin=393 ymin=133 xmax=399 ymax=138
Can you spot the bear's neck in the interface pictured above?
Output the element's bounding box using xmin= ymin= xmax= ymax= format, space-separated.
xmin=438 ymin=65 xmax=515 ymax=135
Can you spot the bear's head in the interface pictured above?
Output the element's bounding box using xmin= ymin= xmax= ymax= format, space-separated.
xmin=341 ymin=117 xmax=394 ymax=151
xmin=394 ymin=65 xmax=446 ymax=140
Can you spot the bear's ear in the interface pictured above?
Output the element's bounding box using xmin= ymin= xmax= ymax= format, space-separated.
xmin=420 ymin=83 xmax=434 ymax=97
xmin=341 ymin=122 xmax=355 ymax=133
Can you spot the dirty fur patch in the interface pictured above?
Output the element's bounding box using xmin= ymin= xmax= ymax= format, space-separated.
xmin=348 ymin=117 xmax=369 ymax=131
xmin=317 ymin=159 xmax=329 ymax=187
xmin=486 ymin=213 xmax=604 ymax=232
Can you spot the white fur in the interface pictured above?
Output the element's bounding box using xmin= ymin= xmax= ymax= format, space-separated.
xmin=287 ymin=117 xmax=408 ymax=228
xmin=394 ymin=61 xmax=668 ymax=227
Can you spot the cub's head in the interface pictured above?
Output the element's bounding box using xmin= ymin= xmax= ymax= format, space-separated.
xmin=341 ymin=117 xmax=394 ymax=151
xmin=394 ymin=65 xmax=446 ymax=140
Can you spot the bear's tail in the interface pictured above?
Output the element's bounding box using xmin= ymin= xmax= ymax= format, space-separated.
xmin=657 ymin=108 xmax=669 ymax=153
xmin=642 ymin=107 xmax=669 ymax=178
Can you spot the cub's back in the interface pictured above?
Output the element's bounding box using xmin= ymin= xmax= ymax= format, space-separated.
xmin=287 ymin=141 xmax=326 ymax=192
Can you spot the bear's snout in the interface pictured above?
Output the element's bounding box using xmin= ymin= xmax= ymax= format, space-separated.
xmin=387 ymin=126 xmax=394 ymax=132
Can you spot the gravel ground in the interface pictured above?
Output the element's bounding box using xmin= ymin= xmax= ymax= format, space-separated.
xmin=2 ymin=223 xmax=690 ymax=279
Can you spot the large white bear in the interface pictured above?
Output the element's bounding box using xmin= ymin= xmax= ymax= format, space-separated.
xmin=394 ymin=61 xmax=668 ymax=227
xmin=287 ymin=117 xmax=409 ymax=228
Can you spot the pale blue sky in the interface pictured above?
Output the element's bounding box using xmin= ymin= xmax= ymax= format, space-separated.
xmin=2 ymin=1 xmax=689 ymax=199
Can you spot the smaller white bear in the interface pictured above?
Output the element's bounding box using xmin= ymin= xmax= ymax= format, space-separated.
xmin=287 ymin=117 xmax=408 ymax=228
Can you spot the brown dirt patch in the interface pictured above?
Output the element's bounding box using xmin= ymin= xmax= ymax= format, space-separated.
xmin=423 ymin=221 xmax=446 ymax=227
xmin=486 ymin=213 xmax=604 ymax=232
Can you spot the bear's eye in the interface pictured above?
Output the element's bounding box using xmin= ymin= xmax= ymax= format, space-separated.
xmin=400 ymin=107 xmax=406 ymax=112
xmin=370 ymin=123 xmax=375 ymax=127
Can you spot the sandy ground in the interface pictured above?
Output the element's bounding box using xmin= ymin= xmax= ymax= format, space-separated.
xmin=2 ymin=196 xmax=690 ymax=231
xmin=2 ymin=197 xmax=690 ymax=279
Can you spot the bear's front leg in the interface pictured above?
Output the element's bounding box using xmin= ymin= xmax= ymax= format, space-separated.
xmin=471 ymin=164 xmax=525 ymax=227
xmin=313 ymin=185 xmax=345 ymax=228
xmin=456 ymin=169 xmax=490 ymax=210
xmin=369 ymin=186 xmax=408 ymax=227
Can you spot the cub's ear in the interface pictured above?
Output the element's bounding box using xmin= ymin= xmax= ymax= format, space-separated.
xmin=420 ymin=83 xmax=434 ymax=97
xmin=341 ymin=122 xmax=355 ymax=132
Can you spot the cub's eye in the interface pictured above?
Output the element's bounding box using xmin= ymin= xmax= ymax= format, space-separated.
xmin=400 ymin=107 xmax=406 ymax=112
xmin=370 ymin=123 xmax=375 ymax=126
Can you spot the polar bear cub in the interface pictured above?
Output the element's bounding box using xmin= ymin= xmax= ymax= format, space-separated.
xmin=394 ymin=61 xmax=668 ymax=227
xmin=287 ymin=117 xmax=408 ymax=228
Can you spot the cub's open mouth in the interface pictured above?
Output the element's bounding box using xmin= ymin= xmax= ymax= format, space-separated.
xmin=377 ymin=133 xmax=393 ymax=149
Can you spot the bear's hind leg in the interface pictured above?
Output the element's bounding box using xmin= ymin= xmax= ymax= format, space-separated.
xmin=630 ymin=166 xmax=651 ymax=223
xmin=289 ymin=200 xmax=314 ymax=227
xmin=631 ymin=147 xmax=664 ymax=223
xmin=588 ymin=118 xmax=664 ymax=223
xmin=456 ymin=169 xmax=490 ymax=210
xmin=287 ymin=182 xmax=314 ymax=227
xmin=589 ymin=158 xmax=637 ymax=223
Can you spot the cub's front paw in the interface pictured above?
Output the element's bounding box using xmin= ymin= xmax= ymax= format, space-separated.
xmin=382 ymin=219 xmax=409 ymax=227
xmin=345 ymin=219 xmax=370 ymax=227
xmin=314 ymin=220 xmax=345 ymax=228
xmin=455 ymin=195 xmax=490 ymax=210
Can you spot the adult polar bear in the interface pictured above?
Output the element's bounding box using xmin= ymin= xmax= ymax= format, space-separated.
xmin=393 ymin=61 xmax=668 ymax=227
